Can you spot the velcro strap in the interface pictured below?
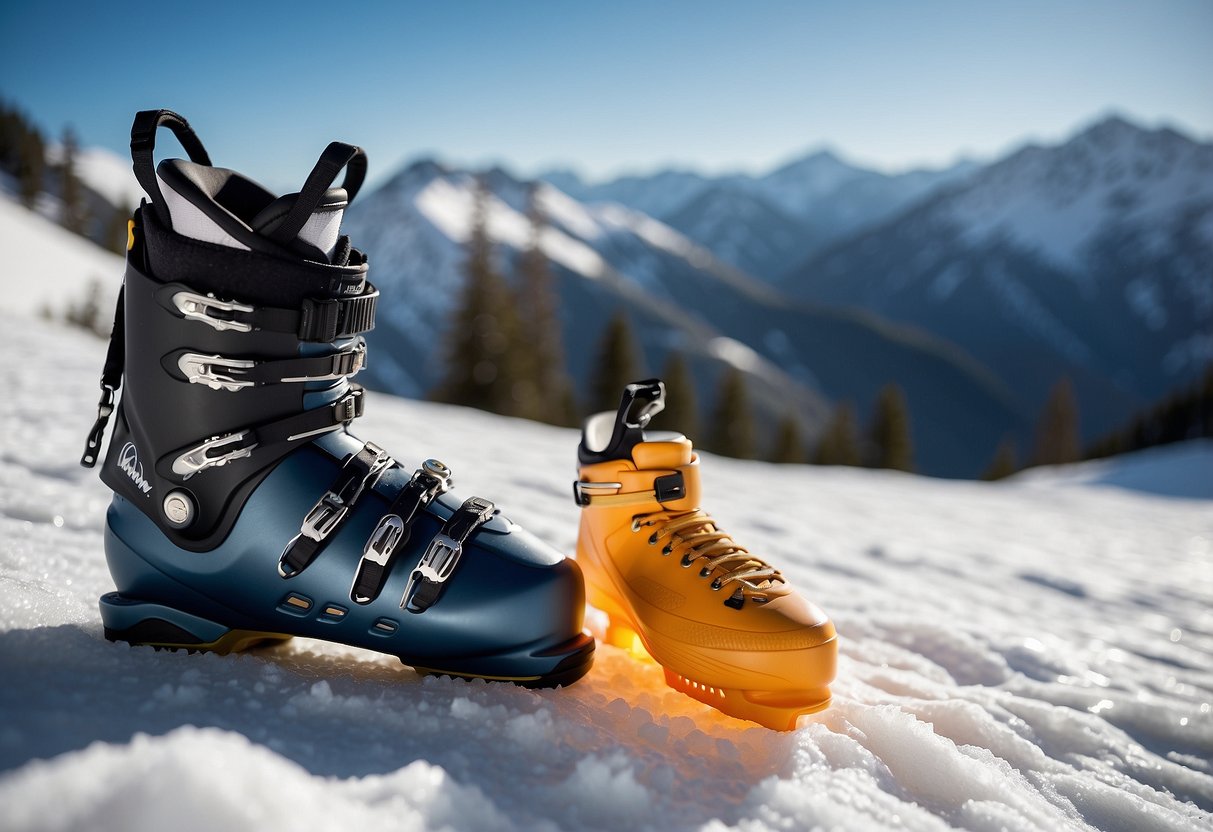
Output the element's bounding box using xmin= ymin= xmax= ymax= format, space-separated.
xmin=279 ymin=441 xmax=393 ymax=578
xmin=296 ymin=288 xmax=378 ymax=341
xmin=158 ymin=282 xmax=378 ymax=342
xmin=402 ymin=496 xmax=495 ymax=614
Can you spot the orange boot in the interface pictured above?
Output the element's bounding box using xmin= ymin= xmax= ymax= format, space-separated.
xmin=574 ymin=380 xmax=836 ymax=730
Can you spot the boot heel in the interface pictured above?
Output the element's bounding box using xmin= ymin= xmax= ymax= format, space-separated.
xmin=99 ymin=592 xmax=292 ymax=655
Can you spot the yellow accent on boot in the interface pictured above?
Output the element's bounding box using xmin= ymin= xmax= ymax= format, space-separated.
xmin=577 ymin=435 xmax=837 ymax=730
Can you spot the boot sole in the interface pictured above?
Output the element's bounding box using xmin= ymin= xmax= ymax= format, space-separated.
xmin=602 ymin=613 xmax=834 ymax=731
xmin=100 ymin=591 xmax=594 ymax=689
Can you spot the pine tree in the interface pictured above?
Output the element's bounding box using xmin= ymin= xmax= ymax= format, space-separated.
xmin=589 ymin=312 xmax=643 ymax=414
xmin=60 ymin=126 xmax=87 ymax=235
xmin=868 ymin=383 xmax=914 ymax=472
xmin=707 ymin=367 xmax=756 ymax=459
xmin=514 ymin=184 xmax=576 ymax=425
xmin=64 ymin=278 xmax=108 ymax=337
xmin=650 ymin=350 xmax=698 ymax=438
xmin=813 ymin=402 xmax=861 ymax=466
xmin=1032 ymin=377 xmax=1080 ymax=466
xmin=980 ymin=437 xmax=1018 ymax=481
xmin=0 ymin=102 xmax=46 ymax=209
xmin=769 ymin=413 xmax=806 ymax=464
xmin=432 ymin=176 xmax=525 ymax=416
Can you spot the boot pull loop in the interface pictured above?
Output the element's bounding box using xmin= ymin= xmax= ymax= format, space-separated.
xmin=268 ymin=142 xmax=368 ymax=247
xmin=130 ymin=109 xmax=213 ymax=228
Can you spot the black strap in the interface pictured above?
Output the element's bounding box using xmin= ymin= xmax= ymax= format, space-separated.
xmin=159 ymin=282 xmax=378 ymax=342
xmin=171 ymin=340 xmax=365 ymax=389
xmin=279 ymin=441 xmax=392 ymax=578
xmin=402 ymin=496 xmax=495 ymax=613
xmin=162 ymin=387 xmax=367 ymax=479
xmin=81 ymin=284 xmax=127 ymax=468
xmin=351 ymin=461 xmax=452 ymax=604
xmin=131 ymin=110 xmax=212 ymax=228
xmin=269 ymin=142 xmax=367 ymax=247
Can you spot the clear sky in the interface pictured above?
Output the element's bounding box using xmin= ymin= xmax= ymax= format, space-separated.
xmin=1 ymin=0 xmax=1210 ymax=191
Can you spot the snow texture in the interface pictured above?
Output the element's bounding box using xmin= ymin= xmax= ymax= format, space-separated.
xmin=1 ymin=200 xmax=1211 ymax=832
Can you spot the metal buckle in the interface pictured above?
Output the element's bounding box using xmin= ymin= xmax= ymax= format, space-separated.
xmin=299 ymin=493 xmax=350 ymax=541
xmin=361 ymin=514 xmax=405 ymax=569
xmin=420 ymin=458 xmax=453 ymax=495
xmin=402 ymin=533 xmax=462 ymax=612
xmin=171 ymin=291 xmax=254 ymax=333
xmin=572 ymin=480 xmax=622 ymax=506
xmin=280 ymin=339 xmax=367 ymax=384
xmin=178 ymin=352 xmax=255 ymax=391
xmin=171 ymin=431 xmax=256 ymax=478
xmin=333 ymin=391 xmax=361 ymax=423
xmin=301 ymin=449 xmax=392 ymax=541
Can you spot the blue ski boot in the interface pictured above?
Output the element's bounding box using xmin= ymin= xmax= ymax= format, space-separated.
xmin=80 ymin=110 xmax=593 ymax=687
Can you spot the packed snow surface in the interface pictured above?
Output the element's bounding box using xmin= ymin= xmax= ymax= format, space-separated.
xmin=0 ymin=308 xmax=1211 ymax=831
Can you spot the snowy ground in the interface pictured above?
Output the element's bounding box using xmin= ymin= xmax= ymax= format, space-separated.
xmin=0 ymin=306 xmax=1210 ymax=832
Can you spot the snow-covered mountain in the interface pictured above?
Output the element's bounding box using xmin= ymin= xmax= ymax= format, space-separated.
xmin=543 ymin=151 xmax=975 ymax=278
xmin=782 ymin=115 xmax=1213 ymax=439
xmin=344 ymin=161 xmax=1026 ymax=476
xmin=2 ymin=308 xmax=1211 ymax=832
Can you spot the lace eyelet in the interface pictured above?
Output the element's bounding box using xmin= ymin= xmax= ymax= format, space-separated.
xmin=630 ymin=518 xmax=642 ymax=533
xmin=698 ymin=567 xmax=712 ymax=578
xmin=710 ymin=579 xmax=723 ymax=591
xmin=661 ymin=544 xmax=672 ymax=556
xmin=680 ymin=555 xmax=694 ymax=568
xmin=752 ymin=595 xmax=769 ymax=605
xmin=648 ymin=533 xmax=659 ymax=545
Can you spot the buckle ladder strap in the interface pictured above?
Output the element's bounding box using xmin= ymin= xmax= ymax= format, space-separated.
xmin=161 ymin=283 xmax=378 ymax=342
xmin=130 ymin=110 xmax=213 ymax=229
xmin=572 ymin=471 xmax=686 ymax=507
xmin=402 ymin=496 xmax=495 ymax=614
xmin=352 ymin=459 xmax=453 ymax=604
xmin=166 ymin=387 xmax=366 ymax=479
xmin=278 ymin=442 xmax=394 ymax=579
xmin=81 ymin=284 xmax=127 ymax=467
xmin=269 ymin=142 xmax=368 ymax=247
xmin=175 ymin=339 xmax=366 ymax=391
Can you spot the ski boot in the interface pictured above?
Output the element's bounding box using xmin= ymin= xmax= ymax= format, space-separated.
xmin=80 ymin=110 xmax=593 ymax=687
xmin=573 ymin=380 xmax=836 ymax=728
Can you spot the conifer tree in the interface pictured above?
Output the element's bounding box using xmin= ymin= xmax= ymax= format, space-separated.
xmin=769 ymin=413 xmax=806 ymax=464
xmin=0 ymin=102 xmax=44 ymax=208
xmin=1032 ymin=377 xmax=1080 ymax=466
xmin=432 ymin=177 xmax=524 ymax=416
xmin=868 ymin=383 xmax=914 ymax=472
xmin=590 ymin=312 xmax=643 ymax=414
xmin=981 ymin=437 xmax=1018 ymax=481
xmin=707 ymin=367 xmax=756 ymax=459
xmin=650 ymin=350 xmax=698 ymax=438
xmin=514 ymin=184 xmax=575 ymax=425
xmin=813 ymin=402 xmax=861 ymax=466
xmin=60 ymin=126 xmax=87 ymax=235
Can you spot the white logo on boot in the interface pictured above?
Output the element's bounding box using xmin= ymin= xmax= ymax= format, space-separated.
xmin=118 ymin=441 xmax=153 ymax=496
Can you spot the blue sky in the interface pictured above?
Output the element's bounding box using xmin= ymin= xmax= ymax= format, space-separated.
xmin=1 ymin=0 xmax=1210 ymax=191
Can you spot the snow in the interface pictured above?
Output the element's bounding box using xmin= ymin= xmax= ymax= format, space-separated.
xmin=48 ymin=145 xmax=142 ymax=210
xmin=2 ymin=196 xmax=1212 ymax=831
xmin=0 ymin=196 xmax=124 ymax=317
xmin=947 ymin=118 xmax=1213 ymax=273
